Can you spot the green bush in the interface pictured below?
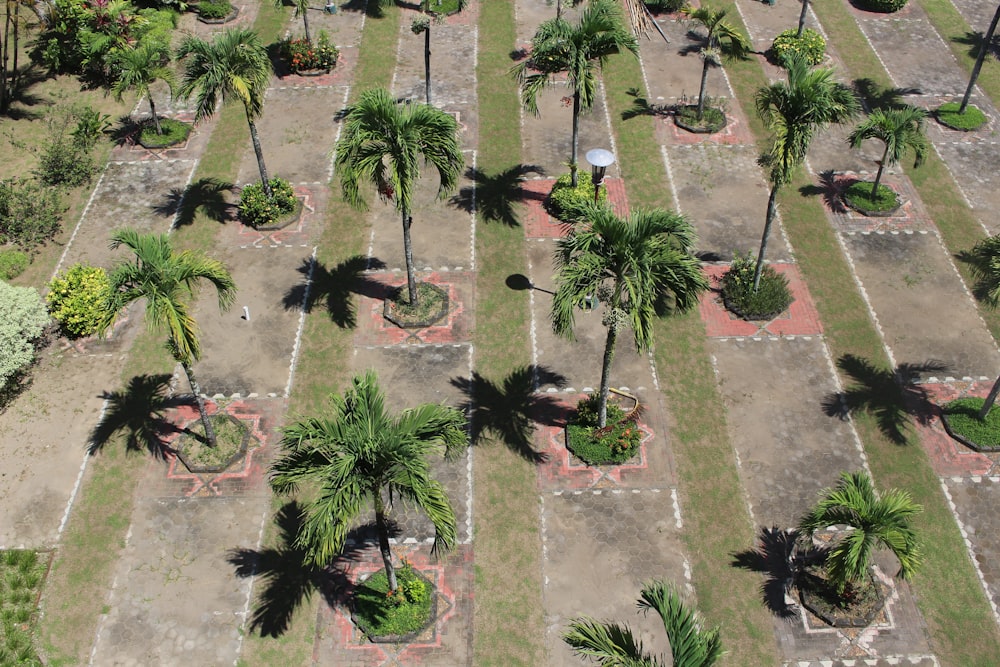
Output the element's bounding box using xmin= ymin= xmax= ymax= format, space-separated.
xmin=566 ymin=395 xmax=642 ymax=465
xmin=278 ymin=30 xmax=339 ymax=73
xmin=772 ymin=28 xmax=826 ymax=67
xmin=645 ymin=0 xmax=686 ymax=13
xmin=46 ymin=264 xmax=111 ymax=338
xmin=547 ymin=172 xmax=606 ymax=223
xmin=856 ymin=0 xmax=908 ymax=12
xmin=0 ymin=281 xmax=49 ymax=392
xmin=935 ymin=102 xmax=988 ymax=131
xmin=238 ymin=178 xmax=298 ymax=228
xmin=197 ymin=0 xmax=234 ymax=19
xmin=843 ymin=180 xmax=899 ymax=213
xmin=353 ymin=562 xmax=434 ymax=637
xmin=0 ymin=250 xmax=29 ymax=280
xmin=943 ymin=398 xmax=1000 ymax=448
xmin=0 ymin=180 xmax=64 ymax=250
xmin=721 ymin=252 xmax=793 ymax=320
xmin=34 ymin=106 xmax=107 ymax=188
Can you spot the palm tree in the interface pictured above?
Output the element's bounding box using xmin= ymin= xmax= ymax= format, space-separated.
xmin=277 ymin=0 xmax=312 ymax=44
xmin=847 ymin=106 xmax=928 ymax=200
xmin=411 ymin=16 xmax=434 ymax=105
xmin=564 ymin=580 xmax=723 ymax=667
xmin=111 ymin=42 xmax=176 ymax=136
xmin=177 ymin=28 xmax=274 ymax=198
xmin=682 ymin=5 xmax=750 ymax=121
xmin=961 ymin=234 xmax=1000 ymax=418
xmin=797 ymin=0 xmax=811 ymax=37
xmin=959 ymin=2 xmax=1000 ymax=114
xmin=511 ymin=0 xmax=638 ymax=186
xmin=100 ymin=229 xmax=236 ymax=447
xmin=552 ymin=206 xmax=708 ymax=427
xmin=798 ymin=470 xmax=922 ymax=595
xmin=269 ymin=369 xmax=467 ymax=592
xmin=334 ymin=86 xmax=463 ymax=306
xmin=752 ymin=55 xmax=859 ymax=290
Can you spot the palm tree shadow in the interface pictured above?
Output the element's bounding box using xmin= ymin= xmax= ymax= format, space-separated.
xmin=621 ymin=87 xmax=672 ymax=121
xmin=340 ymin=0 xmax=388 ymax=19
xmin=731 ymin=527 xmax=827 ymax=618
xmin=953 ymin=30 xmax=1000 ymax=63
xmin=821 ymin=354 xmax=949 ymax=445
xmin=228 ymin=501 xmax=397 ymax=638
xmin=451 ymin=365 xmax=568 ymax=463
xmin=153 ymin=177 xmax=236 ymax=229
xmin=282 ymin=254 xmax=390 ymax=328
xmin=88 ymin=374 xmax=198 ymax=459
xmin=2 ymin=65 xmax=51 ymax=120
xmin=798 ymin=170 xmax=847 ymax=214
xmin=852 ymin=78 xmax=922 ymax=111
xmin=449 ymin=164 xmax=545 ymax=227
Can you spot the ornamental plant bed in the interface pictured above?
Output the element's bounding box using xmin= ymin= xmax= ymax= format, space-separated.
xmin=422 ymin=0 xmax=466 ymax=15
xmin=137 ymin=118 xmax=192 ymax=149
xmin=278 ymin=31 xmax=339 ymax=75
xmin=564 ymin=395 xmax=642 ymax=465
xmin=941 ymin=397 xmax=1000 ymax=452
xmin=545 ymin=172 xmax=607 ymax=223
xmin=383 ymin=282 xmax=449 ymax=329
xmin=721 ymin=252 xmax=793 ymax=321
xmin=673 ymin=105 xmax=727 ymax=134
xmin=238 ymin=178 xmax=300 ymax=229
xmin=935 ymin=102 xmax=988 ymax=132
xmin=196 ymin=1 xmax=238 ymax=24
xmin=798 ymin=565 xmax=888 ymax=628
xmin=842 ymin=180 xmax=901 ymax=216
xmin=352 ymin=563 xmax=437 ymax=642
xmin=175 ymin=413 xmax=251 ymax=473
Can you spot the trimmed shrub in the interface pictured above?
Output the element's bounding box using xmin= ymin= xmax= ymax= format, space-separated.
xmin=935 ymin=102 xmax=988 ymax=131
xmin=197 ymin=0 xmax=234 ymax=19
xmin=566 ymin=395 xmax=642 ymax=465
xmin=238 ymin=178 xmax=298 ymax=228
xmin=0 ymin=280 xmax=50 ymax=392
xmin=772 ymin=28 xmax=826 ymax=67
xmin=721 ymin=252 xmax=793 ymax=320
xmin=0 ymin=250 xmax=29 ymax=280
xmin=0 ymin=179 xmax=64 ymax=250
xmin=856 ymin=0 xmax=908 ymax=12
xmin=547 ymin=172 xmax=607 ymax=223
xmin=46 ymin=264 xmax=111 ymax=338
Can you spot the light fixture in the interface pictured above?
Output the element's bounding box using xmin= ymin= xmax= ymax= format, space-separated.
xmin=585 ymin=148 xmax=615 ymax=205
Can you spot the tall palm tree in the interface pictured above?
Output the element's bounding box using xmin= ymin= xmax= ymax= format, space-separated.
xmin=111 ymin=42 xmax=175 ymax=136
xmin=959 ymin=2 xmax=1000 ymax=114
xmin=177 ymin=28 xmax=274 ymax=198
xmin=682 ymin=5 xmax=750 ymax=121
xmin=847 ymin=106 xmax=928 ymax=200
xmin=511 ymin=0 xmax=638 ymax=186
xmin=269 ymin=369 xmax=467 ymax=592
xmin=277 ymin=0 xmax=312 ymax=44
xmin=564 ymin=580 xmax=724 ymax=667
xmin=797 ymin=0 xmax=811 ymax=38
xmin=798 ymin=470 xmax=922 ymax=595
xmin=961 ymin=234 xmax=1000 ymax=418
xmin=552 ymin=206 xmax=708 ymax=427
xmin=411 ymin=16 xmax=434 ymax=105
xmin=100 ymin=229 xmax=236 ymax=447
xmin=752 ymin=55 xmax=859 ymax=290
xmin=334 ymin=86 xmax=463 ymax=306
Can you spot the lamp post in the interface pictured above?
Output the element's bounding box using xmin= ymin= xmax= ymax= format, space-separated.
xmin=585 ymin=148 xmax=615 ymax=205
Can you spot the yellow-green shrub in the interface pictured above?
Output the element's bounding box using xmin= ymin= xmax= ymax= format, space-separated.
xmin=46 ymin=264 xmax=110 ymax=338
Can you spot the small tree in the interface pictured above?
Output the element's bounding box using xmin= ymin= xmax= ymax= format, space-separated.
xmin=0 ymin=280 xmax=49 ymax=392
xmin=111 ymin=41 xmax=175 ymax=136
xmin=847 ymin=106 xmax=928 ymax=200
xmin=682 ymin=5 xmax=750 ymax=121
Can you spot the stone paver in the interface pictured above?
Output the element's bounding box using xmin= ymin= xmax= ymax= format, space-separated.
xmin=941 ymin=476 xmax=1000 ymax=624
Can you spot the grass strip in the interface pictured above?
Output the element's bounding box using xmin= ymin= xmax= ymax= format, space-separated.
xmin=737 ymin=4 xmax=1000 ymax=662
xmin=603 ymin=47 xmax=781 ymax=665
xmin=471 ymin=1 xmax=543 ymax=665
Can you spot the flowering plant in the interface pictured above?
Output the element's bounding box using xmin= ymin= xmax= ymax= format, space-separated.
xmin=772 ymin=28 xmax=826 ymax=67
xmin=238 ymin=178 xmax=298 ymax=228
xmin=46 ymin=264 xmax=110 ymax=338
xmin=279 ymin=30 xmax=339 ymax=74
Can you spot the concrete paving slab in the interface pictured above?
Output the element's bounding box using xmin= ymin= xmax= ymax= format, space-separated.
xmin=637 ymin=16 xmax=708 ymax=101
xmin=709 ymin=336 xmax=867 ymax=529
xmin=541 ymin=489 xmax=688 ymax=666
xmin=307 ymin=0 xmax=369 ymax=49
xmin=941 ymin=476 xmax=1000 ymax=625
xmin=351 ymin=343 xmax=471 ymax=411
xmin=840 ymin=230 xmax=1000 ymax=378
xmin=926 ymin=137 xmax=1000 ymax=236
xmin=949 ymin=0 xmax=998 ymax=35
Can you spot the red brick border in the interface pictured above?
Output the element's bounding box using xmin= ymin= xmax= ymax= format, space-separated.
xmin=699 ymin=263 xmax=822 ymax=337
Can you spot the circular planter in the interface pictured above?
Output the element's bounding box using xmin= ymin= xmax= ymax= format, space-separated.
xmin=351 ymin=568 xmax=438 ymax=643
xmin=383 ymin=283 xmax=449 ymax=329
xmin=175 ymin=413 xmax=253 ymax=473
xmin=841 ymin=188 xmax=901 ymax=217
xmin=197 ymin=5 xmax=239 ymax=24
xmin=935 ymin=107 xmax=988 ymax=132
xmin=799 ymin=568 xmax=888 ymax=628
xmin=249 ymin=196 xmax=305 ymax=232
xmin=940 ymin=411 xmax=1000 ymax=452
xmin=673 ymin=105 xmax=727 ymax=134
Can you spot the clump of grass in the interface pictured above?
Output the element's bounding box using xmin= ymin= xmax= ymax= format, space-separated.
xmin=943 ymin=397 xmax=1000 ymax=448
xmin=138 ymin=119 xmax=192 ymax=148
xmin=566 ymin=395 xmax=642 ymax=465
xmin=0 ymin=550 xmax=46 ymax=666
xmin=179 ymin=414 xmax=248 ymax=468
xmin=385 ymin=282 xmax=447 ymax=324
xmin=843 ymin=181 xmax=900 ymax=213
xmin=935 ymin=103 xmax=987 ymax=131
xmin=353 ymin=563 xmax=434 ymax=637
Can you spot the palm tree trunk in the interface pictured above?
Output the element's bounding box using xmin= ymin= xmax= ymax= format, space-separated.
xmin=181 ymin=359 xmax=218 ymax=447
xmin=871 ymin=144 xmax=888 ymax=199
xmin=570 ymin=89 xmax=581 ymax=187
xmin=1 ymin=4 xmax=9 ymax=113
xmin=149 ymin=94 xmax=162 ymax=135
xmin=10 ymin=0 xmax=16 ymax=92
xmin=597 ymin=324 xmax=619 ymax=428
xmin=302 ymin=7 xmax=312 ymax=44
xmin=557 ymin=0 xmax=562 ymax=20
xmin=752 ymin=182 xmax=781 ymax=292
xmin=402 ymin=211 xmax=419 ymax=306
xmin=424 ymin=27 xmax=432 ymax=105
xmin=979 ymin=374 xmax=1000 ymax=420
xmin=960 ymin=2 xmax=1000 ymax=114
xmin=796 ymin=0 xmax=809 ymax=38
xmin=246 ymin=113 xmax=273 ymax=199
xmin=375 ymin=495 xmax=398 ymax=592
xmin=697 ymin=59 xmax=710 ymax=121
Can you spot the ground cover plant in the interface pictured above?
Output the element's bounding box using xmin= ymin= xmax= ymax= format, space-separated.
xmin=547 ymin=172 xmax=605 ymax=222
xmin=238 ymin=177 xmax=299 ymax=228
xmin=138 ymin=118 xmax=192 ymax=148
xmin=771 ymin=28 xmax=825 ymax=67
xmin=935 ymin=101 xmax=987 ymax=131
xmin=177 ymin=412 xmax=249 ymax=469
xmin=0 ymin=250 xmax=28 ymax=279
xmin=565 ymin=395 xmax=641 ymax=464
xmin=197 ymin=0 xmax=235 ymax=21
xmin=352 ymin=560 xmax=434 ymax=637
xmin=0 ymin=550 xmax=46 ymax=666
xmin=942 ymin=397 xmax=1000 ymax=449
xmin=721 ymin=251 xmax=792 ymax=320
xmin=842 ymin=180 xmax=899 ymax=213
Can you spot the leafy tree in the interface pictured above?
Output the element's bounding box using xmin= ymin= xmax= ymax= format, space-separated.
xmin=847 ymin=105 xmax=928 ymax=200
xmin=959 ymin=2 xmax=1000 ymax=114
xmin=0 ymin=280 xmax=49 ymax=392
xmin=798 ymin=470 xmax=922 ymax=594
xmin=99 ymin=229 xmax=236 ymax=447
xmin=177 ymin=28 xmax=274 ymax=198
xmin=269 ymin=369 xmax=467 ymax=592
xmin=682 ymin=5 xmax=750 ymax=121
xmin=552 ymin=206 xmax=708 ymax=427
xmin=564 ymin=580 xmax=723 ymax=667
xmin=334 ymin=86 xmax=463 ymax=306
xmin=752 ymin=55 xmax=858 ymax=290
xmin=111 ymin=41 xmax=175 ymax=136
xmin=511 ymin=0 xmax=638 ymax=186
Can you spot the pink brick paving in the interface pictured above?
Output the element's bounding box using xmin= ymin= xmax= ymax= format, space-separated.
xmin=655 ymin=105 xmax=756 ymax=147
xmin=354 ymin=272 xmax=472 ymax=346
xmin=823 ymin=172 xmax=932 ymax=234
xmin=699 ymin=263 xmax=823 ymax=337
xmin=234 ymin=185 xmax=317 ymax=247
xmin=522 ymin=177 xmax=630 ymax=239
xmin=913 ymin=381 xmax=1000 ymax=477
xmin=534 ymin=395 xmax=654 ymax=491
